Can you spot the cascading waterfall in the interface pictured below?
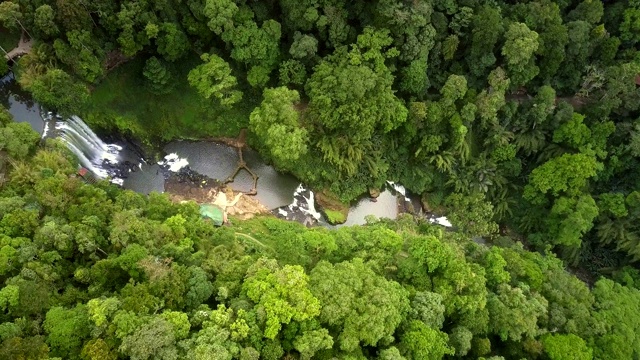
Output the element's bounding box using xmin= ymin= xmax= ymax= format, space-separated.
xmin=49 ymin=114 xmax=130 ymax=184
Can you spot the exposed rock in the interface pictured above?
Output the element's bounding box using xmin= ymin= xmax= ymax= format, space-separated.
xmin=420 ymin=192 xmax=434 ymax=213
xmin=164 ymin=169 xmax=270 ymax=220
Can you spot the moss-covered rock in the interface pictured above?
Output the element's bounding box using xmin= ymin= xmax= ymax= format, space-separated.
xmin=315 ymin=189 xmax=349 ymax=225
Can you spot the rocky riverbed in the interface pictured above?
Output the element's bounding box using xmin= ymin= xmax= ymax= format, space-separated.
xmin=163 ymin=167 xmax=270 ymax=220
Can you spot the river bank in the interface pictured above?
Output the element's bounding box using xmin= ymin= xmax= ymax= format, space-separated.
xmin=1 ymin=70 xmax=435 ymax=228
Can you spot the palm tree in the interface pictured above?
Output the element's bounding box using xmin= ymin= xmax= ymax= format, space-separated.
xmin=317 ymin=136 xmax=363 ymax=177
xmin=596 ymin=217 xmax=631 ymax=246
xmin=490 ymin=187 xmax=517 ymax=222
xmin=514 ymin=127 xmax=546 ymax=156
xmin=484 ymin=124 xmax=514 ymax=148
xmin=453 ymin=130 xmax=472 ymax=165
xmin=428 ymin=151 xmax=455 ymax=174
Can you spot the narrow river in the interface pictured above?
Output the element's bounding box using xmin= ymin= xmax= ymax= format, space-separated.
xmin=1 ymin=72 xmax=427 ymax=227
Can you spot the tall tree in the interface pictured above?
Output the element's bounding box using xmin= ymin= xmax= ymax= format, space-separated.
xmin=188 ymin=53 xmax=243 ymax=108
xmin=249 ymin=87 xmax=308 ymax=170
xmin=309 ymin=258 xmax=410 ymax=352
xmin=243 ymin=258 xmax=320 ymax=339
xmin=305 ymin=27 xmax=407 ymax=177
xmin=467 ymin=5 xmax=504 ymax=78
xmin=501 ymin=22 xmax=539 ymax=87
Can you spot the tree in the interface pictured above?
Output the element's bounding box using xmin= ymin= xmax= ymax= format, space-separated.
xmin=278 ymin=59 xmax=307 ymax=86
xmin=293 ymin=328 xmax=333 ymax=360
xmin=399 ymin=57 xmax=429 ymax=95
xmin=81 ymin=339 xmax=118 ymax=360
xmin=160 ymin=311 xmax=190 ymax=340
xmin=548 ymin=195 xmax=599 ymax=247
xmin=143 ymin=57 xmax=174 ymax=95
xmin=249 ymin=87 xmax=308 ymax=170
xmin=477 ymin=249 xmax=509 ymax=291
xmin=444 ymin=192 xmax=498 ymax=238
xmin=476 ymin=67 xmax=510 ymax=128
xmin=34 ymin=5 xmax=59 ymax=38
xmin=0 ymin=58 xmax=7 ymax=77
xmin=114 ymin=2 xmax=150 ymax=57
xmin=448 ymin=326 xmax=473 ymax=357
xmin=399 ymin=320 xmax=454 ymax=360
xmin=524 ymin=153 xmax=601 ymax=202
xmin=591 ymin=279 xmax=640 ymax=360
xmin=378 ymin=346 xmax=406 ymax=360
xmin=204 ymin=0 xmax=238 ymax=35
xmin=487 ymin=284 xmax=548 ymax=341
xmin=21 ymin=68 xmax=89 ymax=114
xmin=0 ymin=122 xmax=41 ymax=160
xmin=0 ymin=2 xmax=30 ymax=38
xmin=556 ymin=21 xmax=592 ymax=91
xmin=553 ymin=113 xmax=592 ymax=150
xmin=567 ymin=0 xmax=603 ymax=25
xmin=243 ymin=258 xmax=320 ymax=339
xmin=156 ymin=23 xmax=189 ymax=61
xmin=527 ymin=85 xmax=557 ymax=125
xmin=407 ymin=233 xmax=489 ymax=334
xmin=289 ymin=32 xmax=318 ymax=59
xmin=0 ymin=336 xmax=50 ymax=360
xmin=541 ymin=333 xmax=593 ymax=360
xmin=222 ymin=19 xmax=281 ymax=75
xmin=619 ymin=6 xmax=640 ymax=46
xmin=184 ymin=266 xmax=214 ymax=310
xmin=309 ymin=258 xmax=409 ymax=352
xmin=439 ymin=74 xmax=467 ymax=111
xmin=467 ymin=5 xmax=504 ymax=77
xmin=408 ymin=291 xmax=446 ymax=329
xmin=501 ymin=22 xmax=539 ymax=87
xmin=277 ymin=0 xmax=318 ymax=31
xmin=53 ymin=30 xmax=104 ymax=83
xmin=305 ymin=27 xmax=407 ymax=177
xmin=188 ymin=53 xmax=243 ymax=108
xmin=118 ymin=317 xmax=178 ymax=360
xmin=247 ymin=65 xmax=271 ymax=88
xmin=44 ymin=305 xmax=91 ymax=358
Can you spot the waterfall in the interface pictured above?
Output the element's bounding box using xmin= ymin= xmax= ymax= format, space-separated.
xmin=52 ymin=115 xmax=129 ymax=183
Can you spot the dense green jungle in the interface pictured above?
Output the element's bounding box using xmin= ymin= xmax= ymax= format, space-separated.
xmin=1 ymin=0 xmax=640 ymax=359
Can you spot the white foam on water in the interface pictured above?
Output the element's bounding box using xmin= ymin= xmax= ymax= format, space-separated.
xmin=302 ymin=188 xmax=322 ymax=220
xmin=278 ymin=208 xmax=288 ymax=217
xmin=169 ymin=158 xmax=189 ymax=171
xmin=41 ymin=121 xmax=50 ymax=138
xmin=158 ymin=153 xmax=189 ymax=172
xmin=429 ymin=216 xmax=452 ymax=227
xmin=163 ymin=153 xmax=179 ymax=162
xmin=386 ymin=180 xmax=410 ymax=201
xmin=110 ymin=178 xmax=124 ymax=186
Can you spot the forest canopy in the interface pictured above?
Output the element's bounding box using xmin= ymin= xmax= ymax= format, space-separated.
xmin=0 ymin=118 xmax=639 ymax=359
xmin=1 ymin=0 xmax=640 ymax=358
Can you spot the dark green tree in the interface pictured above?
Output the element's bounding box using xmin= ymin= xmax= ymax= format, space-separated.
xmin=142 ymin=57 xmax=174 ymax=95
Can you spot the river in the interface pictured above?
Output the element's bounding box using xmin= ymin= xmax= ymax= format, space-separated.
xmin=1 ymin=73 xmax=432 ymax=227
